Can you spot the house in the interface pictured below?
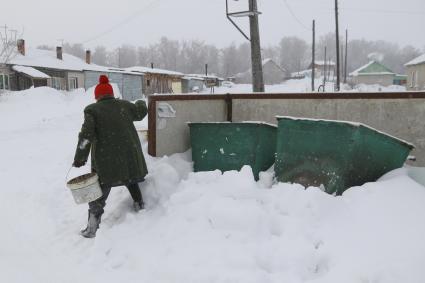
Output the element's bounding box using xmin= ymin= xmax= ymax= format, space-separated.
xmin=235 ymin=58 xmax=287 ymax=85
xmin=3 ymin=40 xmax=86 ymax=91
xmin=181 ymin=76 xmax=205 ymax=93
xmin=83 ymin=52 xmax=144 ymax=101
xmin=126 ymin=66 xmax=184 ymax=95
xmin=0 ymin=40 xmax=144 ymax=101
xmin=308 ymin=60 xmax=336 ymax=79
xmin=405 ymin=54 xmax=425 ymax=90
xmin=181 ymin=74 xmax=225 ymax=93
xmin=349 ymin=61 xmax=401 ymax=87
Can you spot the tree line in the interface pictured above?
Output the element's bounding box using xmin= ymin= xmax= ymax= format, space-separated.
xmin=38 ymin=35 xmax=424 ymax=78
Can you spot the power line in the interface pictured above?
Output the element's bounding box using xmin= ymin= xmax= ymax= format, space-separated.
xmin=281 ymin=0 xmax=310 ymax=31
xmin=82 ymin=0 xmax=164 ymax=45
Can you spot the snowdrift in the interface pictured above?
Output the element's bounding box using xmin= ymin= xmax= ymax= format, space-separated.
xmin=0 ymin=87 xmax=424 ymax=283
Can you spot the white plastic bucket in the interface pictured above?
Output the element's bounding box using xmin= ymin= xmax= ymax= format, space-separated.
xmin=66 ymin=173 xmax=103 ymax=204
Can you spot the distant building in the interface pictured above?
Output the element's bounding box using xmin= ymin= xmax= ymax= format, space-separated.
xmin=405 ymin=54 xmax=425 ymax=90
xmin=126 ymin=66 xmax=183 ymax=95
xmin=235 ymin=58 xmax=287 ymax=85
xmin=0 ymin=39 xmax=144 ymax=101
xmin=349 ymin=61 xmax=403 ymax=87
xmin=308 ymin=60 xmax=336 ymax=79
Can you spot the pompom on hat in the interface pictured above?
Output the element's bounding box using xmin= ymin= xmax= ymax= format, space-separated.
xmin=94 ymin=75 xmax=114 ymax=100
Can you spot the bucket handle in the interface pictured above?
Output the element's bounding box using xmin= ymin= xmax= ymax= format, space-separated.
xmin=65 ymin=166 xmax=73 ymax=184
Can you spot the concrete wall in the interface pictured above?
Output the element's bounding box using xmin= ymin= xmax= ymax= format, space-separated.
xmin=353 ymin=74 xmax=395 ymax=86
xmin=152 ymin=96 xmax=425 ymax=165
xmin=155 ymin=100 xmax=227 ymax=156
xmin=407 ymin=65 xmax=425 ymax=90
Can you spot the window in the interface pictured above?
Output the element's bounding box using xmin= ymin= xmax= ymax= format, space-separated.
xmin=68 ymin=77 xmax=78 ymax=90
xmin=51 ymin=77 xmax=63 ymax=90
xmin=411 ymin=71 xmax=416 ymax=88
xmin=4 ymin=75 xmax=9 ymax=90
xmin=147 ymin=79 xmax=151 ymax=87
xmin=0 ymin=74 xmax=10 ymax=90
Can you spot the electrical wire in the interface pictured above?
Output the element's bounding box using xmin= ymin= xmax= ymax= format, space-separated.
xmin=81 ymin=0 xmax=165 ymax=44
xmin=281 ymin=0 xmax=311 ymax=31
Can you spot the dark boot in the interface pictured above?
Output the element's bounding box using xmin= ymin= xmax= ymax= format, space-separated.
xmin=80 ymin=212 xmax=101 ymax=238
xmin=127 ymin=183 xmax=144 ymax=212
xmin=133 ymin=200 xmax=145 ymax=212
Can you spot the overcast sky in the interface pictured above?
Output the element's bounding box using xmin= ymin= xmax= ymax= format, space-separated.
xmin=1 ymin=0 xmax=424 ymax=50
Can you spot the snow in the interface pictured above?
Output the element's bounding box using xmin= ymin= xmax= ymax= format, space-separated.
xmin=1 ymin=87 xmax=425 ymax=282
xmin=405 ymin=54 xmax=425 ymax=67
xmin=9 ymin=48 xmax=91 ymax=72
xmin=200 ymin=78 xmax=407 ymax=94
xmin=7 ymin=48 xmax=141 ymax=75
xmin=11 ymin=65 xmax=51 ymax=79
xmin=126 ymin=66 xmax=184 ymax=77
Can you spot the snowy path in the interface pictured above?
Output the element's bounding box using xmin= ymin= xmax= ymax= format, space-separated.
xmin=1 ymin=88 xmax=424 ymax=283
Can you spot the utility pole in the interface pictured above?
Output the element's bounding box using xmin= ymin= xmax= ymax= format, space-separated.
xmin=344 ymin=29 xmax=348 ymax=83
xmin=225 ymin=0 xmax=264 ymax=92
xmin=323 ymin=46 xmax=327 ymax=85
xmin=205 ymin=63 xmax=208 ymax=76
xmin=249 ymin=0 xmax=264 ymax=92
xmin=341 ymin=43 xmax=344 ymax=83
xmin=312 ymin=19 xmax=315 ymax=92
xmin=335 ymin=0 xmax=340 ymax=91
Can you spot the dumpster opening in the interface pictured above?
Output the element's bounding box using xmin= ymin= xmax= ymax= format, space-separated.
xmin=275 ymin=116 xmax=414 ymax=195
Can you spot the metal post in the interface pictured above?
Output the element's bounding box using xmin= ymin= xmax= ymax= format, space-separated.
xmin=323 ymin=46 xmax=327 ymax=85
xmin=249 ymin=0 xmax=264 ymax=92
xmin=344 ymin=29 xmax=348 ymax=83
xmin=312 ymin=19 xmax=315 ymax=92
xmin=205 ymin=63 xmax=208 ymax=76
xmin=335 ymin=0 xmax=340 ymax=91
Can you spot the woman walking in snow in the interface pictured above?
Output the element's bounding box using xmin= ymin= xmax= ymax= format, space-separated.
xmin=73 ymin=75 xmax=148 ymax=238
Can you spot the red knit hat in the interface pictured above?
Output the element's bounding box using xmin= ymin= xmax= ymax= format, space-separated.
xmin=94 ymin=75 xmax=114 ymax=100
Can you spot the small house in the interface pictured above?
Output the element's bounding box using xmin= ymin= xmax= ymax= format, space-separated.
xmin=349 ymin=61 xmax=399 ymax=87
xmin=405 ymin=54 xmax=425 ymax=90
xmin=5 ymin=40 xmax=85 ymax=91
xmin=308 ymin=60 xmax=336 ymax=79
xmin=126 ymin=66 xmax=183 ymax=95
xmin=235 ymin=58 xmax=287 ymax=85
xmin=181 ymin=76 xmax=205 ymax=93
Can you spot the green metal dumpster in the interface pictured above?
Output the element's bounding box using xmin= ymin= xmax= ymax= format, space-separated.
xmin=275 ymin=116 xmax=414 ymax=195
xmin=189 ymin=122 xmax=277 ymax=180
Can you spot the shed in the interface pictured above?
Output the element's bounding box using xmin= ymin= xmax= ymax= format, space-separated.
xmin=126 ymin=66 xmax=184 ymax=95
xmin=84 ymin=68 xmax=144 ymax=101
xmin=349 ymin=61 xmax=396 ymax=87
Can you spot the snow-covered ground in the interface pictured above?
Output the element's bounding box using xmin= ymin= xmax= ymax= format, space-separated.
xmin=201 ymin=78 xmax=406 ymax=94
xmin=1 ymin=87 xmax=425 ymax=283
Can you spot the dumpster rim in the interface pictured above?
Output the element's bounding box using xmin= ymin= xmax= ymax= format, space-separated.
xmin=187 ymin=121 xmax=277 ymax=128
xmin=276 ymin=115 xmax=415 ymax=149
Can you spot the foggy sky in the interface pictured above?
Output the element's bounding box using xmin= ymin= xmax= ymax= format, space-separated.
xmin=2 ymin=0 xmax=424 ymax=50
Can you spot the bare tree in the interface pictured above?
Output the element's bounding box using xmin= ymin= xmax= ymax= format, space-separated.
xmin=92 ymin=46 xmax=108 ymax=66
xmin=0 ymin=25 xmax=19 ymax=64
xmin=279 ymin=36 xmax=309 ymax=73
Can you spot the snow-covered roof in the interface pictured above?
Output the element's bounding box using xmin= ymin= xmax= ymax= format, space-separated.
xmin=184 ymin=73 xmax=224 ymax=80
xmin=12 ymin=65 xmax=50 ymax=79
xmin=314 ymin=60 xmax=336 ymax=66
xmin=6 ymin=48 xmax=142 ymax=76
xmin=405 ymin=54 xmax=425 ymax=67
xmin=8 ymin=48 xmax=90 ymax=72
xmin=349 ymin=61 xmax=395 ymax=77
xmin=262 ymin=58 xmax=287 ymax=73
xmin=126 ymin=66 xmax=184 ymax=77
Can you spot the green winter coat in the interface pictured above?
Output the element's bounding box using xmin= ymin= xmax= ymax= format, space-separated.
xmin=74 ymin=96 xmax=148 ymax=187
